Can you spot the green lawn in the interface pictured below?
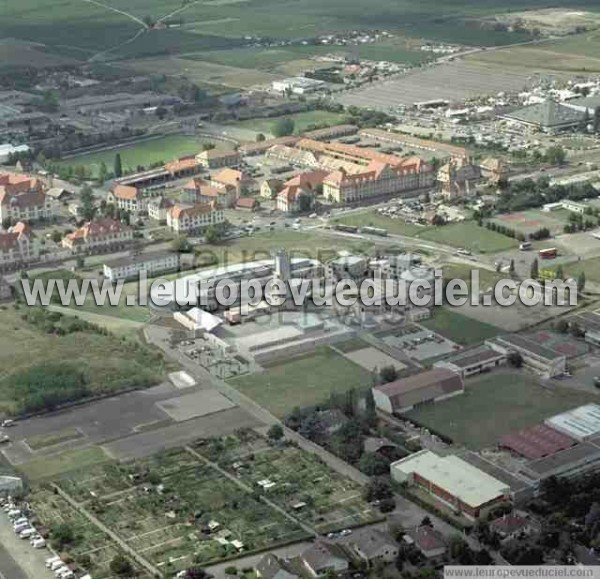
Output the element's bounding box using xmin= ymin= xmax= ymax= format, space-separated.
xmin=18 ymin=446 xmax=110 ymax=481
xmin=332 ymin=214 xmax=517 ymax=253
xmin=406 ymin=371 xmax=600 ymax=449
xmin=229 ymin=348 xmax=373 ymax=416
xmin=442 ymin=263 xmax=506 ymax=292
xmin=418 ymin=221 xmax=518 ymax=253
xmin=421 ymin=307 xmax=501 ymax=345
xmin=233 ymin=110 xmax=347 ymax=137
xmin=565 ymin=256 xmax=600 ymax=285
xmin=58 ymin=135 xmax=233 ymax=177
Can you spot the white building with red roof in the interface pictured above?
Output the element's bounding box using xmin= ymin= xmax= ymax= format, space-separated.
xmin=62 ymin=218 xmax=133 ymax=254
xmin=107 ymin=184 xmax=147 ymax=214
xmin=210 ymin=168 xmax=255 ymax=197
xmin=276 ymin=170 xmax=327 ymax=213
xmin=166 ymin=203 xmax=224 ymax=234
xmin=0 ymin=221 xmax=39 ymax=270
xmin=0 ymin=172 xmax=53 ymax=224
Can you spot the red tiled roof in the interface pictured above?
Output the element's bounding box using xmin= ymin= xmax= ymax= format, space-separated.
xmin=112 ymin=184 xmax=141 ymax=201
xmin=236 ymin=197 xmax=258 ymax=209
xmin=0 ymin=189 xmax=47 ymax=209
xmin=0 ymin=232 xmax=19 ymax=252
xmin=499 ymin=424 xmax=576 ymax=460
xmin=66 ymin=218 xmax=130 ymax=241
xmin=169 ymin=203 xmax=218 ymax=220
xmin=165 ymin=157 xmax=198 ymax=174
xmin=0 ymin=172 xmax=44 ymax=195
xmin=212 ymin=168 xmax=247 ymax=187
xmin=285 ymin=169 xmax=328 ymax=190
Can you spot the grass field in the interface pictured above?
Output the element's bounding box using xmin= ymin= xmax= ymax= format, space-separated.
xmin=25 ymin=427 xmax=84 ymax=451
xmin=332 ymin=213 xmax=517 ymax=253
xmin=0 ymin=307 xmax=170 ymax=414
xmin=203 ymin=229 xmax=373 ymax=267
xmin=465 ymin=31 xmax=600 ymax=74
xmin=406 ymin=370 xmax=600 ymax=449
xmin=229 ymin=347 xmax=373 ymax=416
xmin=232 ymin=110 xmax=347 ymax=136
xmin=442 ymin=263 xmax=506 ymax=292
xmin=421 ymin=306 xmax=501 ymax=345
xmin=18 ymin=446 xmax=110 ymax=481
xmin=565 ymin=256 xmax=600 ymax=285
xmin=59 ymin=135 xmax=234 ymax=177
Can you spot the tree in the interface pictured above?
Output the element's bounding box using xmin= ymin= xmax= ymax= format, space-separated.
xmin=256 ymin=133 xmax=266 ymax=142
xmin=509 ymin=259 xmax=515 ymax=276
xmin=109 ymin=554 xmax=134 ymax=577
xmin=272 ymin=117 xmax=295 ymax=138
xmin=171 ymin=236 xmax=191 ymax=253
xmin=379 ymin=365 xmax=397 ymax=384
xmin=577 ymin=271 xmax=586 ymax=293
xmin=204 ymin=225 xmax=220 ymax=244
xmin=359 ymin=452 xmax=390 ymax=476
xmin=555 ymin=319 xmax=569 ymax=334
xmin=544 ymin=145 xmax=566 ymax=166
xmin=114 ymin=153 xmax=123 ymax=178
xmin=556 ymin=264 xmax=564 ymax=280
xmin=364 ymin=388 xmax=377 ymax=427
xmin=98 ymin=161 xmax=108 ymax=184
xmin=267 ymin=423 xmax=284 ymax=442
xmin=50 ymin=523 xmax=74 ymax=549
xmin=80 ymin=185 xmax=95 ymax=221
xmin=364 ymin=477 xmax=393 ymax=502
xmin=184 ymin=568 xmax=209 ymax=579
xmin=530 ymin=258 xmax=539 ymax=280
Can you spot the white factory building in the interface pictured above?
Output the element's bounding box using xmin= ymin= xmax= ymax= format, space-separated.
xmin=544 ymin=404 xmax=600 ymax=442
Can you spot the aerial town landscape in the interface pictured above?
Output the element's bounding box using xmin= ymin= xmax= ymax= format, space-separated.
xmin=3 ymin=1 xmax=600 ymax=578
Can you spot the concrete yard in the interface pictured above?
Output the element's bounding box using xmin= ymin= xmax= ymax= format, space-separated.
xmin=343 ymin=346 xmax=407 ymax=372
xmin=156 ymin=389 xmax=236 ymax=422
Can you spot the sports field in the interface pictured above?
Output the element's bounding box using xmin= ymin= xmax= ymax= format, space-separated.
xmin=421 ymin=306 xmax=501 ymax=345
xmin=406 ymin=370 xmax=600 ymax=449
xmin=228 ymin=347 xmax=372 ymax=416
xmin=490 ymin=209 xmax=571 ymax=236
xmin=59 ymin=135 xmax=233 ymax=178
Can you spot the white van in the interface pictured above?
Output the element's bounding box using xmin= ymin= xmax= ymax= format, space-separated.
xmin=32 ymin=538 xmax=46 ymax=549
xmin=19 ymin=528 xmax=35 ymax=539
xmin=50 ymin=560 xmax=65 ymax=571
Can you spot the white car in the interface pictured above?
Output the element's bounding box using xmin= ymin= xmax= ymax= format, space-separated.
xmin=19 ymin=528 xmax=35 ymax=539
xmin=45 ymin=555 xmax=61 ymax=568
xmin=1 ymin=420 xmax=14 ymax=427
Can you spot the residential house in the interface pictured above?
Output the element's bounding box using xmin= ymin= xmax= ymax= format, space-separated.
xmin=260 ymin=178 xmax=284 ymax=199
xmin=255 ymin=553 xmax=302 ymax=579
xmin=62 ymin=218 xmax=133 ymax=254
xmin=45 ymin=187 xmax=72 ymax=202
xmin=404 ymin=525 xmax=447 ymax=559
xmin=147 ymin=197 xmax=174 ymax=222
xmin=103 ymin=251 xmax=180 ymax=282
xmin=480 ymin=157 xmax=507 ymax=184
xmin=196 ymin=148 xmax=240 ymax=169
xmin=489 ymin=513 xmax=538 ymax=541
xmin=211 ymin=168 xmax=255 ymax=197
xmin=346 ymin=529 xmax=399 ymax=566
xmin=0 ymin=221 xmax=39 ymax=271
xmin=107 ymin=185 xmax=147 ymax=214
xmin=300 ymin=540 xmax=351 ymax=577
xmin=235 ymin=197 xmax=259 ymax=212
xmin=166 ymin=203 xmax=224 ymax=234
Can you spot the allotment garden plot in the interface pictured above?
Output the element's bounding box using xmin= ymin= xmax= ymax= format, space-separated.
xmin=198 ymin=433 xmax=382 ymax=534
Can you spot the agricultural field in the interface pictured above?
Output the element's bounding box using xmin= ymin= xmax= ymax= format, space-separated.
xmin=406 ymin=370 xmax=600 ymax=449
xmin=421 ymin=306 xmax=501 ymax=345
xmin=58 ymin=135 xmax=234 ymax=178
xmin=0 ymin=307 xmax=170 ymax=415
xmin=228 ymin=347 xmax=373 ymax=416
xmin=1 ymin=0 xmax=550 ymax=68
xmin=464 ymin=30 xmax=600 ymax=75
xmin=232 ymin=110 xmax=347 ymax=137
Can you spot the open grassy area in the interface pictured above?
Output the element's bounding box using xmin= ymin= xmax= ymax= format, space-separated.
xmin=421 ymin=306 xmax=501 ymax=345
xmin=442 ymin=263 xmax=506 ymax=292
xmin=58 ymin=135 xmax=233 ymax=178
xmin=406 ymin=370 xmax=600 ymax=449
xmin=565 ymin=256 xmax=600 ymax=286
xmin=202 ymin=229 xmax=373 ymax=267
xmin=332 ymin=213 xmax=517 ymax=253
xmin=233 ymin=110 xmax=347 ymax=136
xmin=418 ymin=221 xmax=518 ymax=253
xmin=18 ymin=446 xmax=110 ymax=481
xmin=229 ymin=347 xmax=373 ymax=416
xmin=0 ymin=307 xmax=171 ymax=414
xmin=490 ymin=209 xmax=572 ymax=237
